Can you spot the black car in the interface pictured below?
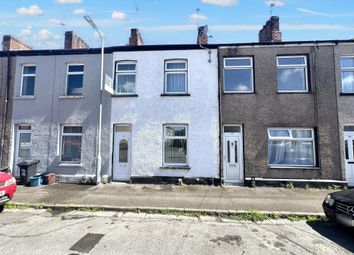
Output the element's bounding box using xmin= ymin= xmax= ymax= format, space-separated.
xmin=323 ymin=189 xmax=354 ymax=227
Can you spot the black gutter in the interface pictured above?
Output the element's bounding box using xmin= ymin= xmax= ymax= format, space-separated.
xmin=0 ymin=39 xmax=353 ymax=57
xmin=0 ymin=52 xmax=11 ymax=164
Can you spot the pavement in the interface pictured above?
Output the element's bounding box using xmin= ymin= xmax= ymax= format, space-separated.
xmin=10 ymin=183 xmax=335 ymax=215
xmin=1 ymin=208 xmax=353 ymax=255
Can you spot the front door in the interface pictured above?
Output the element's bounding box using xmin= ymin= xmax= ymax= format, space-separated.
xmin=223 ymin=130 xmax=243 ymax=183
xmin=13 ymin=125 xmax=32 ymax=177
xmin=113 ymin=126 xmax=132 ymax=181
xmin=344 ymin=132 xmax=354 ymax=186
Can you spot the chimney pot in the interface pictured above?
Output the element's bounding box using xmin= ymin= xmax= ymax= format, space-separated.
xmin=258 ymin=16 xmax=282 ymax=43
xmin=64 ymin=31 xmax=89 ymax=50
xmin=2 ymin=35 xmax=32 ymax=51
xmin=129 ymin=28 xmax=144 ymax=46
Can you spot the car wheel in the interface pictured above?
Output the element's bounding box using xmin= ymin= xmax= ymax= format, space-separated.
xmin=0 ymin=205 xmax=4 ymax=213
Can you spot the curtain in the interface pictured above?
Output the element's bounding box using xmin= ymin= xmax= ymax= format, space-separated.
xmin=166 ymin=73 xmax=185 ymax=93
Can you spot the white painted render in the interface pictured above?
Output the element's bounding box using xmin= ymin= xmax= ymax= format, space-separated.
xmin=111 ymin=49 xmax=219 ymax=178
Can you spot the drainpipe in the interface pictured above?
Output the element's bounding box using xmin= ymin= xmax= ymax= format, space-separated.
xmin=217 ymin=49 xmax=223 ymax=186
xmin=0 ymin=53 xmax=11 ymax=165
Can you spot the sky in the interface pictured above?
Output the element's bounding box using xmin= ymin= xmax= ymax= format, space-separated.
xmin=1 ymin=0 xmax=354 ymax=49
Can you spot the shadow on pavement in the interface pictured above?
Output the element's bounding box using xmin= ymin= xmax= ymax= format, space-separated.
xmin=307 ymin=221 xmax=354 ymax=253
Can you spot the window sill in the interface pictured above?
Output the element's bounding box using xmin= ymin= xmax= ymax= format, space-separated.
xmin=14 ymin=96 xmax=35 ymax=100
xmin=223 ymin=92 xmax=254 ymax=95
xmin=161 ymin=93 xmax=191 ymax=97
xmin=277 ymin=91 xmax=311 ymax=94
xmin=269 ymin=166 xmax=320 ymax=170
xmin=160 ymin=166 xmax=191 ymax=170
xmin=340 ymin=93 xmax=354 ymax=96
xmin=112 ymin=94 xmax=138 ymax=97
xmin=59 ymin=95 xmax=84 ymax=99
xmin=57 ymin=163 xmax=82 ymax=167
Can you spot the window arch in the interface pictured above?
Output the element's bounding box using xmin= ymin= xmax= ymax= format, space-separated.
xmin=119 ymin=139 xmax=128 ymax=163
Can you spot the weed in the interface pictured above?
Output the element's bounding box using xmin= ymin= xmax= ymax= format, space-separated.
xmin=285 ymin=182 xmax=294 ymax=189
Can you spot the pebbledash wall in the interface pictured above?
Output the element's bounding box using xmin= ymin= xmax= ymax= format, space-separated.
xmin=219 ymin=41 xmax=354 ymax=184
xmin=111 ymin=48 xmax=220 ymax=181
xmin=9 ymin=51 xmax=112 ymax=182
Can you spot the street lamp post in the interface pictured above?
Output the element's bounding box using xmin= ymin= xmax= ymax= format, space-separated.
xmin=84 ymin=15 xmax=104 ymax=184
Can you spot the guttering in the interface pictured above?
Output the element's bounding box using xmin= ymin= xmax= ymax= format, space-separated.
xmin=0 ymin=53 xmax=11 ymax=164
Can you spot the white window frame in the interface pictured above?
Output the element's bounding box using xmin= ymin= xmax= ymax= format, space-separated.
xmin=164 ymin=60 xmax=188 ymax=94
xmin=340 ymin=56 xmax=354 ymax=94
xmin=267 ymin=127 xmax=316 ymax=167
xmin=223 ymin=57 xmax=254 ymax=93
xmin=66 ymin=63 xmax=84 ymax=96
xmin=60 ymin=125 xmax=83 ymax=163
xmin=115 ymin=61 xmax=137 ymax=95
xmin=20 ymin=64 xmax=36 ymax=97
xmin=277 ymin=56 xmax=309 ymax=93
xmin=163 ymin=124 xmax=188 ymax=166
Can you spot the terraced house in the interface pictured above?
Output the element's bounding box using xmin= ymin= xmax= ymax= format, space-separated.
xmin=0 ymin=16 xmax=353 ymax=187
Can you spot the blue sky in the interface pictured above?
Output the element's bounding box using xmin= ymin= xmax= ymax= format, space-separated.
xmin=1 ymin=0 xmax=354 ymax=49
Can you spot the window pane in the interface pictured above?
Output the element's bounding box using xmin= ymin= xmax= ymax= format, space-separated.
xmin=19 ymin=126 xmax=31 ymax=130
xmin=277 ymin=68 xmax=306 ymax=91
xmin=67 ymin=74 xmax=83 ymax=95
xmin=268 ymin=140 xmax=314 ymax=166
xmin=292 ymin=130 xmax=312 ymax=138
xmin=164 ymin=139 xmax=187 ymax=164
xmin=61 ymin=136 xmax=82 ymax=162
xmin=20 ymin=133 xmax=31 ymax=143
xmin=19 ymin=148 xmax=31 ymax=158
xmin=68 ymin=65 xmax=84 ymax=72
xmin=22 ymin=76 xmax=35 ymax=96
xmin=269 ymin=129 xmax=290 ymax=137
xmin=117 ymin=74 xmax=136 ymax=93
xmin=166 ymin=73 xmax=186 ymax=93
xmin=278 ymin=57 xmax=305 ymax=65
xmin=225 ymin=58 xmax=251 ymax=67
xmin=63 ymin=126 xmax=82 ymax=133
xmin=344 ymin=126 xmax=354 ymax=132
xmin=166 ymin=126 xmax=186 ymax=137
xmin=224 ymin=69 xmax=252 ymax=92
xmin=166 ymin=62 xmax=186 ymax=70
xmin=23 ymin=66 xmax=36 ymax=74
xmin=224 ymin=126 xmax=241 ymax=133
xmin=227 ymin=141 xmax=230 ymax=163
xmin=341 ymin=71 xmax=354 ymax=93
xmin=117 ymin=63 xmax=136 ymax=71
xmin=234 ymin=141 xmax=238 ymax=163
xmin=119 ymin=140 xmax=128 ymax=163
xmin=345 ymin=140 xmax=349 ymax=160
xmin=341 ymin=58 xmax=354 ymax=68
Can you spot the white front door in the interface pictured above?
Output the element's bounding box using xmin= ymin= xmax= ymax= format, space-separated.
xmin=113 ymin=129 xmax=132 ymax=181
xmin=344 ymin=132 xmax=354 ymax=186
xmin=223 ymin=133 xmax=243 ymax=183
xmin=13 ymin=125 xmax=32 ymax=177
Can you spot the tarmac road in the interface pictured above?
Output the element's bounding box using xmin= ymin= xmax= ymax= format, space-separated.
xmin=0 ymin=208 xmax=353 ymax=255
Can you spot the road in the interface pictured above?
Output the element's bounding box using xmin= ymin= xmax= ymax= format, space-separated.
xmin=0 ymin=209 xmax=353 ymax=255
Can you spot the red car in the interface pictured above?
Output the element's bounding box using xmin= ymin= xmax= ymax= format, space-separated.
xmin=0 ymin=168 xmax=17 ymax=213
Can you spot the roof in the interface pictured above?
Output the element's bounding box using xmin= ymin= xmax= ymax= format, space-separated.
xmin=0 ymin=39 xmax=354 ymax=57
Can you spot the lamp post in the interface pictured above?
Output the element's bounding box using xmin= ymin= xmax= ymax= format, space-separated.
xmin=84 ymin=15 xmax=104 ymax=184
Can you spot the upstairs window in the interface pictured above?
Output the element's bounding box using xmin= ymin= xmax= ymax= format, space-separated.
xmin=277 ymin=56 xmax=308 ymax=92
xmin=164 ymin=60 xmax=188 ymax=94
xmin=341 ymin=57 xmax=354 ymax=93
xmin=163 ymin=125 xmax=188 ymax=165
xmin=115 ymin=61 xmax=137 ymax=94
xmin=268 ymin=128 xmax=316 ymax=167
xmin=66 ymin=64 xmax=84 ymax=96
xmin=60 ymin=126 xmax=82 ymax=163
xmin=224 ymin=57 xmax=254 ymax=93
xmin=21 ymin=65 xmax=36 ymax=96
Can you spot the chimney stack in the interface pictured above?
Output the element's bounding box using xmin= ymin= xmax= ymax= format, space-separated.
xmin=64 ymin=31 xmax=89 ymax=50
xmin=2 ymin=35 xmax=32 ymax=51
xmin=258 ymin=16 xmax=282 ymax=43
xmin=197 ymin=25 xmax=208 ymax=45
xmin=129 ymin=28 xmax=143 ymax=46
